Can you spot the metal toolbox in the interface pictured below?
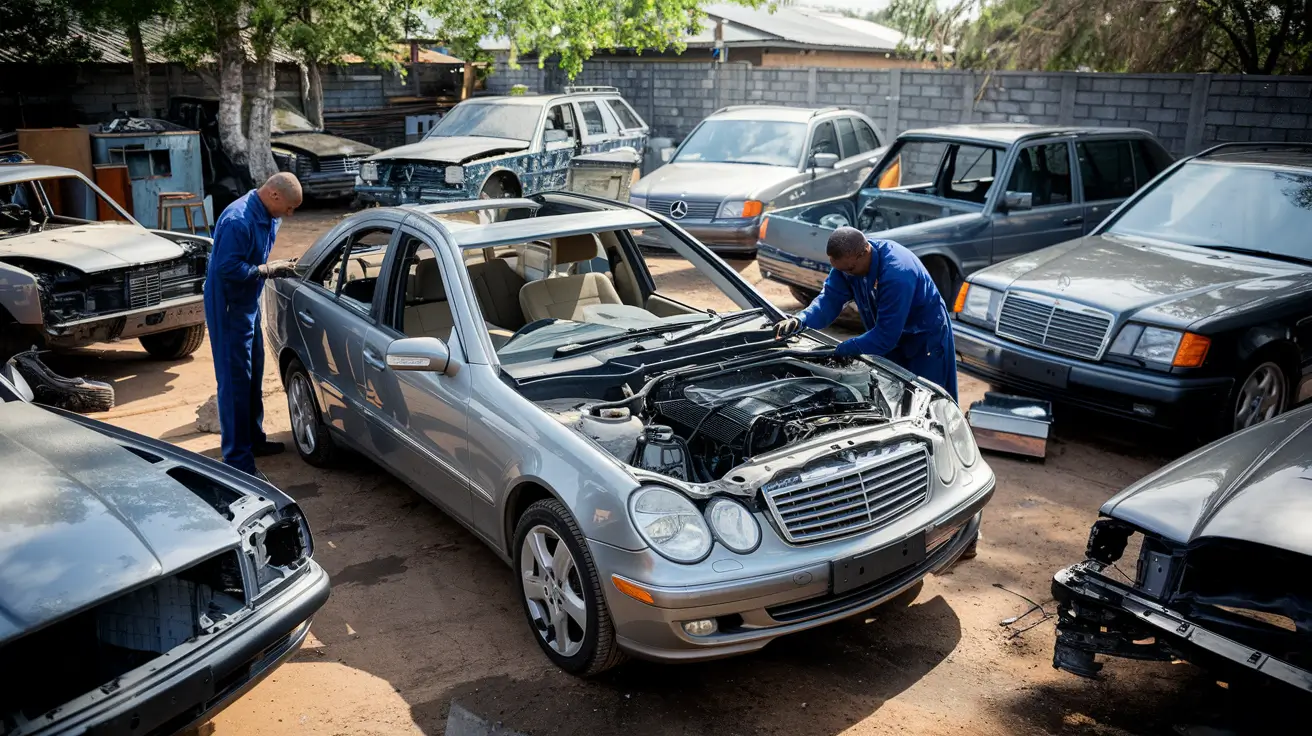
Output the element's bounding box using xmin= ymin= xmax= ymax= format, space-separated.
xmin=967 ymin=393 xmax=1054 ymax=459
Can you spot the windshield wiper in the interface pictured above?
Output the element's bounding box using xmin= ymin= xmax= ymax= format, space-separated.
xmin=1202 ymin=244 xmax=1312 ymax=266
xmin=663 ymin=309 xmax=763 ymax=345
xmin=552 ymin=323 xmax=689 ymax=358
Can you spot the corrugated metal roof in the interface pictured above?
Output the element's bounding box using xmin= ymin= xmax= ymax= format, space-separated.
xmin=0 ymin=20 xmax=298 ymax=64
xmin=701 ymin=5 xmax=907 ymax=52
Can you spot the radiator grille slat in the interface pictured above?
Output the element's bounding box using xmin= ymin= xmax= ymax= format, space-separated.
xmin=995 ymin=292 xmax=1112 ymax=360
xmin=647 ymin=197 xmax=720 ymax=220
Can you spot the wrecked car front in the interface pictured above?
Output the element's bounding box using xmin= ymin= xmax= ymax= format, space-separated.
xmin=269 ymin=107 xmax=379 ymax=199
xmin=0 ymin=385 xmax=329 ymax=734
xmin=1052 ymin=405 xmax=1312 ymax=694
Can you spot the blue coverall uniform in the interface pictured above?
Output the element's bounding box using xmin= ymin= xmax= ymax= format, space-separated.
xmin=798 ymin=238 xmax=958 ymax=401
xmin=203 ymin=191 xmax=280 ymax=475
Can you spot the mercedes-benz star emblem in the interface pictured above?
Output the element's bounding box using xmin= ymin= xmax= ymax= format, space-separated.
xmin=1057 ymin=274 xmax=1071 ymax=290
xmin=669 ymin=200 xmax=688 ymax=219
xmin=402 ymin=164 xmax=414 ymax=183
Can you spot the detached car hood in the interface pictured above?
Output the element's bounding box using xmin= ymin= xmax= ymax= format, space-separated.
xmin=0 ymin=402 xmax=236 ymax=641
xmin=1102 ymin=407 xmax=1312 ymax=556
xmin=366 ymin=136 xmax=529 ymax=165
xmin=272 ymin=132 xmax=378 ymax=158
xmin=983 ymin=233 xmax=1311 ymax=327
xmin=633 ymin=162 xmax=798 ymax=201
xmin=0 ymin=223 xmax=186 ymax=274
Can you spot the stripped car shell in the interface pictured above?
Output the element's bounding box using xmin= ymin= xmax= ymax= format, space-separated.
xmin=1052 ymin=405 xmax=1312 ymax=694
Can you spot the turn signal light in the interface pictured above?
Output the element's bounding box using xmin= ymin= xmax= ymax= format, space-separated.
xmin=1173 ymin=333 xmax=1211 ymax=368
xmin=758 ymin=217 xmax=769 ymax=241
xmin=612 ymin=575 xmax=655 ymax=605
xmin=953 ymin=283 xmax=969 ymax=313
xmin=741 ymin=200 xmax=764 ymax=218
xmin=878 ymin=157 xmax=902 ymax=189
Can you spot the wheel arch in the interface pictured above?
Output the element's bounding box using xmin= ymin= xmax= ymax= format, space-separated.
xmin=1235 ymin=326 xmax=1300 ymax=379
xmin=503 ymin=479 xmax=564 ymax=557
xmin=479 ymin=168 xmax=524 ymax=198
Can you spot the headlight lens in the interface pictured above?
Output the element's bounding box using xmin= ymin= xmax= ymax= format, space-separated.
xmin=717 ymin=199 xmax=763 ymax=219
xmin=360 ymin=161 xmax=379 ymax=182
xmin=942 ymin=400 xmax=978 ymax=467
xmin=1131 ymin=327 xmax=1183 ymax=363
xmin=705 ymin=497 xmax=760 ymax=554
xmin=630 ymin=486 xmax=713 ymax=563
xmin=444 ymin=165 xmax=464 ymax=185
xmin=958 ymin=284 xmax=999 ymax=325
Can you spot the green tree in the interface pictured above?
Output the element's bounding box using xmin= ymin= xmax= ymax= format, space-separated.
xmin=0 ymin=0 xmax=100 ymax=65
xmin=73 ymin=0 xmax=178 ymax=117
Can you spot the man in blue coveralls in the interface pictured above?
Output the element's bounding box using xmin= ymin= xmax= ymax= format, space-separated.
xmin=204 ymin=172 xmax=302 ymax=478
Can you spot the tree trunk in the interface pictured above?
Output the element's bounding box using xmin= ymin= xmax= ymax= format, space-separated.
xmin=126 ymin=21 xmax=153 ymax=117
xmin=216 ymin=24 xmax=251 ymax=183
xmin=306 ymin=60 xmax=324 ymax=130
xmin=246 ymin=55 xmax=279 ymax=184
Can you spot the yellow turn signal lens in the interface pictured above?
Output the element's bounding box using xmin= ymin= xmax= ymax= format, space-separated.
xmin=1173 ymin=333 xmax=1211 ymax=368
xmin=612 ymin=575 xmax=655 ymax=605
xmin=742 ymin=200 xmax=764 ymax=218
xmin=953 ymin=283 xmax=970 ymax=313
xmin=878 ymin=157 xmax=902 ymax=189
xmin=758 ymin=216 xmax=769 ymax=241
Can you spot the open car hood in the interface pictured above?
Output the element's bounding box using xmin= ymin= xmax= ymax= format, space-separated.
xmin=0 ymin=223 xmax=185 ymax=274
xmin=1102 ymin=407 xmax=1312 ymax=556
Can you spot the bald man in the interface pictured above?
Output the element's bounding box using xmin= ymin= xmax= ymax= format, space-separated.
xmin=776 ymin=226 xmax=958 ymax=401
xmin=204 ymin=172 xmax=302 ymax=477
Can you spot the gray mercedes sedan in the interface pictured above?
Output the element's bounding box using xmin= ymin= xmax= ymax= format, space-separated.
xmin=263 ymin=192 xmax=992 ymax=675
xmin=630 ymin=105 xmax=885 ymax=256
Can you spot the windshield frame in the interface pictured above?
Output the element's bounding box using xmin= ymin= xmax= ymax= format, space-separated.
xmin=670 ymin=118 xmax=809 ymax=168
xmin=424 ymin=100 xmax=544 ymax=143
xmin=1096 ymin=157 xmax=1312 ymax=259
xmin=0 ymin=172 xmax=139 ymax=237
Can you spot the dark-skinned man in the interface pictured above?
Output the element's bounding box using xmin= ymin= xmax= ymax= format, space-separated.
xmin=776 ymin=227 xmax=976 ymax=558
xmin=204 ymin=172 xmax=302 ymax=479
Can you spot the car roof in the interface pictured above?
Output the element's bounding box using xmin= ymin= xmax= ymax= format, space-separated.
xmin=462 ymin=91 xmax=625 ymax=106
xmin=427 ymin=208 xmax=657 ymax=249
xmin=0 ymin=164 xmax=82 ymax=186
xmin=900 ymin=123 xmax=1150 ymax=146
xmin=708 ymin=105 xmax=846 ymax=123
xmin=1195 ymin=143 xmax=1312 ymax=169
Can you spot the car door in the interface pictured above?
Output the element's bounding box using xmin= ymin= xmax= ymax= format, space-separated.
xmin=291 ymin=222 xmax=398 ymax=455
xmin=989 ymin=139 xmax=1085 ymax=263
xmin=537 ymin=102 xmax=581 ymax=191
xmin=359 ymin=223 xmax=474 ymax=523
xmin=1075 ymin=138 xmax=1141 ymax=234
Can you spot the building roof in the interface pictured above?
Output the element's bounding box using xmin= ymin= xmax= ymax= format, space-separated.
xmin=0 ymin=20 xmax=298 ymax=64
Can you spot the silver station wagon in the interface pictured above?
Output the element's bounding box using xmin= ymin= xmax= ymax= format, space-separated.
xmin=263 ymin=193 xmax=994 ymax=674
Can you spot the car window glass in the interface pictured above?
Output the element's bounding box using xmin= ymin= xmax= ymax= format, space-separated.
xmin=810 ymin=122 xmax=839 ymax=158
xmin=577 ymin=101 xmax=608 ymax=137
xmin=543 ymin=104 xmax=578 ymax=143
xmin=606 ymin=99 xmax=642 ymax=129
xmin=1132 ymin=140 xmax=1173 ymax=187
xmin=1077 ymin=140 xmax=1136 ymax=201
xmin=834 ymin=118 xmax=860 ymax=159
xmin=869 ymin=140 xmax=950 ymax=192
xmin=854 ymin=120 xmax=879 ymax=152
xmin=396 ymin=236 xmax=457 ymax=342
xmin=672 ymin=120 xmax=806 ymax=167
xmin=428 ymin=101 xmax=542 ymax=142
xmin=317 ymin=227 xmax=393 ymax=315
xmin=1007 ymin=142 xmax=1073 ymax=207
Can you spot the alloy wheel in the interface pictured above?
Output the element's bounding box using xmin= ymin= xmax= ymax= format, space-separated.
xmin=520 ymin=524 xmax=588 ymax=658
xmin=289 ymin=373 xmax=318 ymax=455
xmin=1234 ymin=361 xmax=1286 ymax=432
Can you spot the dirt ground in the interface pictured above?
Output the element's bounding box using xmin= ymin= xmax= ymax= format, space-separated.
xmin=55 ymin=207 xmax=1274 ymax=735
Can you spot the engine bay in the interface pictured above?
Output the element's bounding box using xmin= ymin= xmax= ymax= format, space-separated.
xmin=538 ymin=354 xmax=912 ymax=485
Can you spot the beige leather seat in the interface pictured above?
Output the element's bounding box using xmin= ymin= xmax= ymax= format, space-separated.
xmin=467 ymin=258 xmax=527 ymax=331
xmin=519 ymin=234 xmax=621 ymax=322
xmin=403 ymin=258 xmax=455 ymax=340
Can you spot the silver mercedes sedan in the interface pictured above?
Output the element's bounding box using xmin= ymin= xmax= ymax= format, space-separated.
xmin=263 ymin=192 xmax=994 ymax=675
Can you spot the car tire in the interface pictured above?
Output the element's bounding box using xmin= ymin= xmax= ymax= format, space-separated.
xmin=284 ymin=359 xmax=341 ymax=467
xmin=1228 ymin=357 xmax=1291 ymax=434
xmin=924 ymin=257 xmax=959 ymax=306
xmin=513 ymin=498 xmax=626 ymax=676
xmin=139 ymin=324 xmax=207 ymax=360
xmin=788 ymin=286 xmax=818 ymax=306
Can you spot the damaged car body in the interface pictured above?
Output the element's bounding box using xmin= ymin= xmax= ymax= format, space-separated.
xmin=1052 ymin=405 xmax=1312 ymax=694
xmin=264 ymin=192 xmax=994 ymax=675
xmin=0 ymin=162 xmax=210 ymax=361
xmin=0 ymin=366 xmax=330 ymax=735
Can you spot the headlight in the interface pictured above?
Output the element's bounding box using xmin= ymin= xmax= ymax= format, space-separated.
xmin=941 ymin=400 xmax=978 ymax=467
xmin=704 ymin=497 xmax=760 ymax=554
xmin=360 ymin=162 xmax=379 ymax=182
xmin=717 ymin=199 xmax=763 ymax=219
xmin=629 ymin=486 xmax=713 ymax=563
xmin=956 ymin=283 xmax=1000 ymax=325
xmin=444 ymin=165 xmax=464 ymax=185
xmin=1131 ymin=326 xmax=1182 ymax=363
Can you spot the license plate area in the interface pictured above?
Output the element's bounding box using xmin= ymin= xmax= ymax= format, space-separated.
xmin=831 ymin=532 xmax=926 ymax=595
xmin=1002 ymin=350 xmax=1070 ymax=388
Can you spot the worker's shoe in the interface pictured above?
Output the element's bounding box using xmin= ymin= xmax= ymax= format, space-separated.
xmin=253 ymin=440 xmax=285 ymax=457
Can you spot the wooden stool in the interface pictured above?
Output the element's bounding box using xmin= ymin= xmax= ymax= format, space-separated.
xmin=158 ymin=192 xmax=210 ymax=235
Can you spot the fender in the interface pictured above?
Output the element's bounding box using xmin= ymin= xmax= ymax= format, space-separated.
xmin=906 ymin=244 xmax=965 ymax=281
xmin=1235 ymin=323 xmax=1298 ymax=367
xmin=0 ymin=261 xmax=44 ymax=326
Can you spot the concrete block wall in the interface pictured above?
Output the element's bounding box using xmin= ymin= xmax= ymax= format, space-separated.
xmin=486 ymin=58 xmax=1312 ymax=156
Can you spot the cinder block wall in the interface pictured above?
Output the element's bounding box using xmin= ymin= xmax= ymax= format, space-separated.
xmin=487 ymin=58 xmax=1312 ymax=155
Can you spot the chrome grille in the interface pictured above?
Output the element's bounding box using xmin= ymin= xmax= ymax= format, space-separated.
xmin=319 ymin=155 xmax=361 ymax=175
xmin=995 ymin=292 xmax=1113 ymax=360
xmin=384 ymin=162 xmax=458 ymax=188
xmin=647 ymin=197 xmax=719 ymax=220
xmin=128 ymin=259 xmax=194 ymax=308
xmin=128 ymin=269 xmax=162 ymax=309
xmin=763 ymin=443 xmax=930 ymax=544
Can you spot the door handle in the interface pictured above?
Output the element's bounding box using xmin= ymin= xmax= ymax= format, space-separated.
xmin=296 ymin=309 xmax=315 ymax=327
xmin=363 ymin=348 xmax=386 ymax=371
xmin=1063 ymin=216 xmax=1084 ymax=226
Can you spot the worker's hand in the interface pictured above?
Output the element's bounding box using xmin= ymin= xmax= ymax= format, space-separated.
xmin=774 ymin=316 xmax=804 ymax=340
xmin=258 ymin=259 xmax=298 ymax=278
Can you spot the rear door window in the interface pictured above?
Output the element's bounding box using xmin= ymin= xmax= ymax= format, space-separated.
xmin=809 ymin=121 xmax=839 ymax=158
xmin=854 ymin=120 xmax=880 ymax=152
xmin=835 ymin=118 xmax=860 ymax=159
xmin=1132 ymin=139 xmax=1173 ymax=187
xmin=576 ymin=100 xmax=610 ymax=138
xmin=1076 ymin=140 xmax=1136 ymax=201
xmin=1008 ymin=142 xmax=1074 ymax=207
xmin=606 ymin=99 xmax=643 ymax=130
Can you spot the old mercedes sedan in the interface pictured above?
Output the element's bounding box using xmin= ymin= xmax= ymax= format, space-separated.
xmin=263 ymin=192 xmax=994 ymax=674
xmin=0 ymin=361 xmax=329 ymax=735
xmin=953 ymin=142 xmax=1312 ymax=438
xmin=1053 ymin=403 xmax=1312 ymax=696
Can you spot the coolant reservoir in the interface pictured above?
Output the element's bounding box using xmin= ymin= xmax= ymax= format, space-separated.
xmin=578 ymin=407 xmax=645 ymax=461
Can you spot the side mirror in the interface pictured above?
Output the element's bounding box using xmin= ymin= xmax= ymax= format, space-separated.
xmin=811 ymin=152 xmax=839 ymax=170
xmin=1003 ymin=191 xmax=1033 ymax=212
xmin=544 ymin=129 xmax=570 ymax=144
xmin=386 ymin=336 xmax=458 ymax=376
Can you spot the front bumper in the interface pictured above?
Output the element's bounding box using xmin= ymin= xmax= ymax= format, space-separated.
xmin=757 ymin=244 xmax=829 ymax=292
xmin=592 ymin=477 xmax=992 ymax=663
xmin=45 ymin=295 xmax=206 ymax=348
xmin=953 ymin=321 xmax=1232 ymax=427
xmin=354 ymin=183 xmax=470 ymax=207
xmin=17 ymin=560 xmax=331 ymax=736
xmin=298 ymin=172 xmax=358 ymax=199
xmin=1052 ymin=561 xmax=1312 ymax=693
xmin=636 ymin=219 xmax=762 ymax=256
